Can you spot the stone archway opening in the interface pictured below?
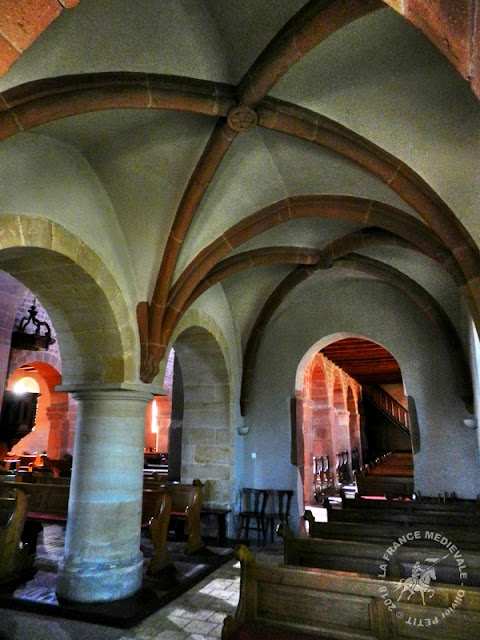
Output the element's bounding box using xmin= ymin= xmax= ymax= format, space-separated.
xmin=6 ymin=361 xmax=73 ymax=460
xmin=172 ymin=326 xmax=233 ymax=512
xmin=144 ymin=349 xmax=175 ymax=460
xmin=296 ymin=332 xmax=412 ymax=506
xmin=0 ymin=277 xmax=79 ymax=463
xmin=0 ymin=240 xmax=129 ymax=388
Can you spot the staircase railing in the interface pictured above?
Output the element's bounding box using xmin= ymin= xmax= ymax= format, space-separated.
xmin=363 ymin=384 xmax=410 ymax=436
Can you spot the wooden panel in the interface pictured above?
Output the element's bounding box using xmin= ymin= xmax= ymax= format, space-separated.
xmin=257 ymin=582 xmax=373 ymax=632
xmin=284 ymin=534 xmax=480 ymax=586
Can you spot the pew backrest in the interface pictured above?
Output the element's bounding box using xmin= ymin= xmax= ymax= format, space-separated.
xmin=341 ymin=493 xmax=480 ymax=513
xmin=355 ymin=473 xmax=414 ymax=498
xmin=304 ymin=510 xmax=480 ymax=551
xmin=1 ymin=481 xmax=70 ymax=516
xmin=166 ymin=480 xmax=203 ymax=517
xmin=282 ymin=530 xmax=480 ymax=586
xmin=326 ymin=505 xmax=480 ymax=528
xmin=222 ymin=545 xmax=480 ymax=640
xmin=0 ymin=487 xmax=32 ymax=581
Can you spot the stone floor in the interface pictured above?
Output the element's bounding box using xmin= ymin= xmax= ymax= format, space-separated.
xmin=0 ymin=535 xmax=283 ymax=640
xmin=0 ymin=505 xmax=329 ymax=640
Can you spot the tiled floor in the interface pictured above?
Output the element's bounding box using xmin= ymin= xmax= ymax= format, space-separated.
xmin=0 ymin=539 xmax=283 ymax=640
xmin=0 ymin=505 xmax=328 ymax=639
xmin=132 ymin=556 xmax=242 ymax=640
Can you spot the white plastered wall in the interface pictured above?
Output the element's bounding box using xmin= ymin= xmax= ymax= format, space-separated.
xmin=244 ymin=274 xmax=480 ymax=529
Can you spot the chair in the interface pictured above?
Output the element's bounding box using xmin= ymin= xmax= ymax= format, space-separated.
xmin=236 ymin=488 xmax=269 ymax=546
xmin=265 ymin=489 xmax=294 ymax=543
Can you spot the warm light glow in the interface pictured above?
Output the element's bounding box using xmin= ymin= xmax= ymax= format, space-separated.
xmin=13 ymin=376 xmax=40 ymax=394
xmin=151 ymin=399 xmax=158 ymax=433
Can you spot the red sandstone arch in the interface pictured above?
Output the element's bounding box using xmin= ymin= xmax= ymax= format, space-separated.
xmin=236 ymin=0 xmax=383 ymax=106
xmin=0 ymin=74 xmax=476 ymax=377
xmin=2 ymin=2 xmax=478 ymax=100
xmin=302 ymin=355 xmax=330 ymax=503
xmin=0 ymin=2 xmax=82 ymax=80
xmin=7 ymin=361 xmax=72 ymax=459
xmin=257 ymin=99 xmax=480 ymax=282
xmin=299 ymin=351 xmax=364 ymax=503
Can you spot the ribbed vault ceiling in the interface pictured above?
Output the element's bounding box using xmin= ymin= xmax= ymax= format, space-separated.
xmin=0 ymin=0 xmax=479 ymax=406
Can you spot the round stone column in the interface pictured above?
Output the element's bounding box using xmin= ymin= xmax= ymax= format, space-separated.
xmin=56 ymin=386 xmax=153 ymax=603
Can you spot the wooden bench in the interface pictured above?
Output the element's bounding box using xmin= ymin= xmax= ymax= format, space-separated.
xmin=355 ymin=452 xmax=414 ymax=498
xmin=2 ymin=481 xmax=70 ymax=554
xmin=166 ymin=480 xmax=205 ymax=552
xmin=341 ymin=492 xmax=480 ymax=511
xmin=0 ymin=482 xmax=172 ymax=556
xmin=355 ymin=468 xmax=414 ymax=498
xmin=146 ymin=480 xmax=205 ymax=575
xmin=325 ymin=502 xmax=480 ymax=529
xmin=145 ymin=487 xmax=173 ymax=575
xmin=143 ymin=474 xmax=169 ymax=490
xmin=0 ymin=487 xmax=34 ymax=583
xmin=2 ymin=480 xmax=71 ymax=518
xmin=280 ymin=527 xmax=480 ymax=587
xmin=222 ymin=545 xmax=480 ymax=640
xmin=304 ymin=510 xmax=480 ymax=551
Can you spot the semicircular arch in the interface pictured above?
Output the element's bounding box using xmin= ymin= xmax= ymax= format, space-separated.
xmin=0 ymin=215 xmax=136 ymax=386
xmin=167 ymin=313 xmax=236 ymax=512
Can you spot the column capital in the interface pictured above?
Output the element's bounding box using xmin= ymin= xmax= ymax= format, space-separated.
xmin=55 ymin=381 xmax=166 ymax=399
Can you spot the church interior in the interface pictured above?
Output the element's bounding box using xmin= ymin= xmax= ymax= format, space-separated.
xmin=1 ymin=1 xmax=480 ymax=638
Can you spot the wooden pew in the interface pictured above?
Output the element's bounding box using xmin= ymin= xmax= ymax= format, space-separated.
xmin=325 ymin=503 xmax=480 ymax=529
xmin=341 ymin=491 xmax=479 ymax=509
xmin=1 ymin=482 xmax=171 ymax=556
xmin=280 ymin=528 xmax=480 ymax=587
xmin=144 ymin=488 xmax=173 ymax=575
xmin=2 ymin=479 xmax=205 ymax=573
xmin=0 ymin=487 xmax=34 ymax=583
xmin=355 ymin=468 xmax=414 ymax=498
xmin=0 ymin=470 xmax=17 ymax=483
xmin=222 ymin=545 xmax=480 ymax=640
xmin=145 ymin=480 xmax=205 ymax=575
xmin=143 ymin=480 xmax=230 ymax=545
xmin=4 ymin=480 xmax=70 ymax=519
xmin=4 ymin=481 xmax=70 ymax=554
xmin=356 ymin=451 xmax=415 ymax=498
xmin=341 ymin=492 xmax=480 ymax=516
xmin=164 ymin=480 xmax=205 ymax=554
xmin=143 ymin=474 xmax=169 ymax=490
xmin=304 ymin=510 xmax=480 ymax=551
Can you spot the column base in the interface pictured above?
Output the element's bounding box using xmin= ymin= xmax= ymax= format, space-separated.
xmin=56 ymin=551 xmax=144 ymax=603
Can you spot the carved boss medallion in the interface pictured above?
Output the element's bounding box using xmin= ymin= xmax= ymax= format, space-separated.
xmin=227 ymin=105 xmax=258 ymax=132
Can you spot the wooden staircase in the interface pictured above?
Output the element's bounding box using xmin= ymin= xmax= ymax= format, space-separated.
xmin=362 ymin=384 xmax=410 ymax=437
